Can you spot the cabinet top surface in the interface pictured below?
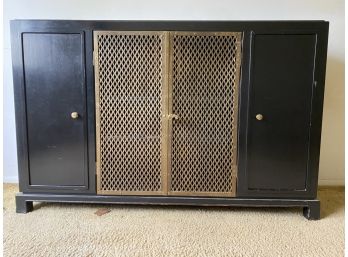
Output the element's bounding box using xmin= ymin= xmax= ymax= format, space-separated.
xmin=11 ymin=19 xmax=329 ymax=24
xmin=10 ymin=20 xmax=329 ymax=33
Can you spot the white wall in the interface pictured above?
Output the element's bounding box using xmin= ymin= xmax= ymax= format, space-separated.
xmin=3 ymin=0 xmax=345 ymax=185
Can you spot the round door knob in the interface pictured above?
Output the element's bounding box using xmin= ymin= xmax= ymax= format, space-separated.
xmin=255 ymin=114 xmax=263 ymax=121
xmin=71 ymin=112 xmax=79 ymax=119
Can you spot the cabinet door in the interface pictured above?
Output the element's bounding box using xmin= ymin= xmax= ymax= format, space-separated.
xmin=168 ymin=32 xmax=242 ymax=197
xmin=16 ymin=32 xmax=89 ymax=191
xmin=94 ymin=31 xmax=168 ymax=195
xmin=240 ymin=34 xmax=318 ymax=198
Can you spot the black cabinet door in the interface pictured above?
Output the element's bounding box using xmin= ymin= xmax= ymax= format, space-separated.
xmin=13 ymin=31 xmax=90 ymax=192
xmin=23 ymin=33 xmax=87 ymax=188
xmin=238 ymin=33 xmax=320 ymax=198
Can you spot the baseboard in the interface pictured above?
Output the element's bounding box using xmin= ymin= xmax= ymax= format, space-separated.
xmin=3 ymin=176 xmax=18 ymax=183
xmin=318 ymin=179 xmax=345 ymax=186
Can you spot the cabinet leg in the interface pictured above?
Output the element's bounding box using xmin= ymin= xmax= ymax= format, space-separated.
xmin=16 ymin=195 xmax=33 ymax=213
xmin=303 ymin=200 xmax=320 ymax=220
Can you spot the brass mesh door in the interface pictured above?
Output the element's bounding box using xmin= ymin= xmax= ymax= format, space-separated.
xmin=168 ymin=32 xmax=242 ymax=197
xmin=94 ymin=31 xmax=242 ymax=197
xmin=94 ymin=31 xmax=169 ymax=195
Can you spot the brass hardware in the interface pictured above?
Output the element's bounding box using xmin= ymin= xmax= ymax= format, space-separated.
xmin=168 ymin=114 xmax=179 ymax=120
xmin=94 ymin=30 xmax=243 ymax=198
xmin=94 ymin=31 xmax=167 ymax=196
xmin=71 ymin=112 xmax=79 ymax=119
xmin=168 ymin=31 xmax=242 ymax=197
xmin=256 ymin=114 xmax=263 ymax=121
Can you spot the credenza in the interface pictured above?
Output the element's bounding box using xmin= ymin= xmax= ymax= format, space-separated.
xmin=10 ymin=20 xmax=329 ymax=219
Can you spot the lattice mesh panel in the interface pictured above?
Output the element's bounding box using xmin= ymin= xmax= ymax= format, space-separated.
xmin=169 ymin=32 xmax=242 ymax=196
xmin=95 ymin=32 xmax=166 ymax=195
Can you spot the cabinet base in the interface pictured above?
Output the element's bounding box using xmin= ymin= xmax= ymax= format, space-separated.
xmin=15 ymin=195 xmax=33 ymax=214
xmin=303 ymin=200 xmax=320 ymax=220
xmin=16 ymin=193 xmax=320 ymax=220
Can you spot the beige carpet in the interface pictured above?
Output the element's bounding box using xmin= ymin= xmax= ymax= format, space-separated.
xmin=3 ymin=184 xmax=344 ymax=257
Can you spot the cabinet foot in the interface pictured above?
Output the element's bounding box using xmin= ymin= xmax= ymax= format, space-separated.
xmin=16 ymin=195 xmax=33 ymax=213
xmin=303 ymin=200 xmax=320 ymax=220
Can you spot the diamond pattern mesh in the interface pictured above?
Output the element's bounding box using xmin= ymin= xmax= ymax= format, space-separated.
xmin=94 ymin=32 xmax=166 ymax=195
xmin=94 ymin=31 xmax=242 ymax=197
xmin=169 ymin=32 xmax=241 ymax=196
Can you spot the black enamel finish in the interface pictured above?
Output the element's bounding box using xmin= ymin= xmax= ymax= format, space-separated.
xmin=10 ymin=21 xmax=96 ymax=194
xmin=303 ymin=201 xmax=321 ymax=220
xmin=247 ymin=34 xmax=316 ymax=191
xmin=15 ymin=193 xmax=320 ymax=220
xmin=237 ymin=25 xmax=329 ymax=199
xmin=11 ymin=20 xmax=328 ymax=218
xmin=23 ymin=33 xmax=87 ymax=188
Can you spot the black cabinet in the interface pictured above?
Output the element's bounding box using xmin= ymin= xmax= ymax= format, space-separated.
xmin=11 ymin=20 xmax=328 ymax=219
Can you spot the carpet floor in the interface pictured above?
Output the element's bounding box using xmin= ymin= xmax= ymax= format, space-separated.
xmin=3 ymin=184 xmax=344 ymax=257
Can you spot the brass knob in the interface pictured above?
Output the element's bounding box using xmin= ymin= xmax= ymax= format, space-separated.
xmin=71 ymin=112 xmax=79 ymax=119
xmin=255 ymin=114 xmax=263 ymax=121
